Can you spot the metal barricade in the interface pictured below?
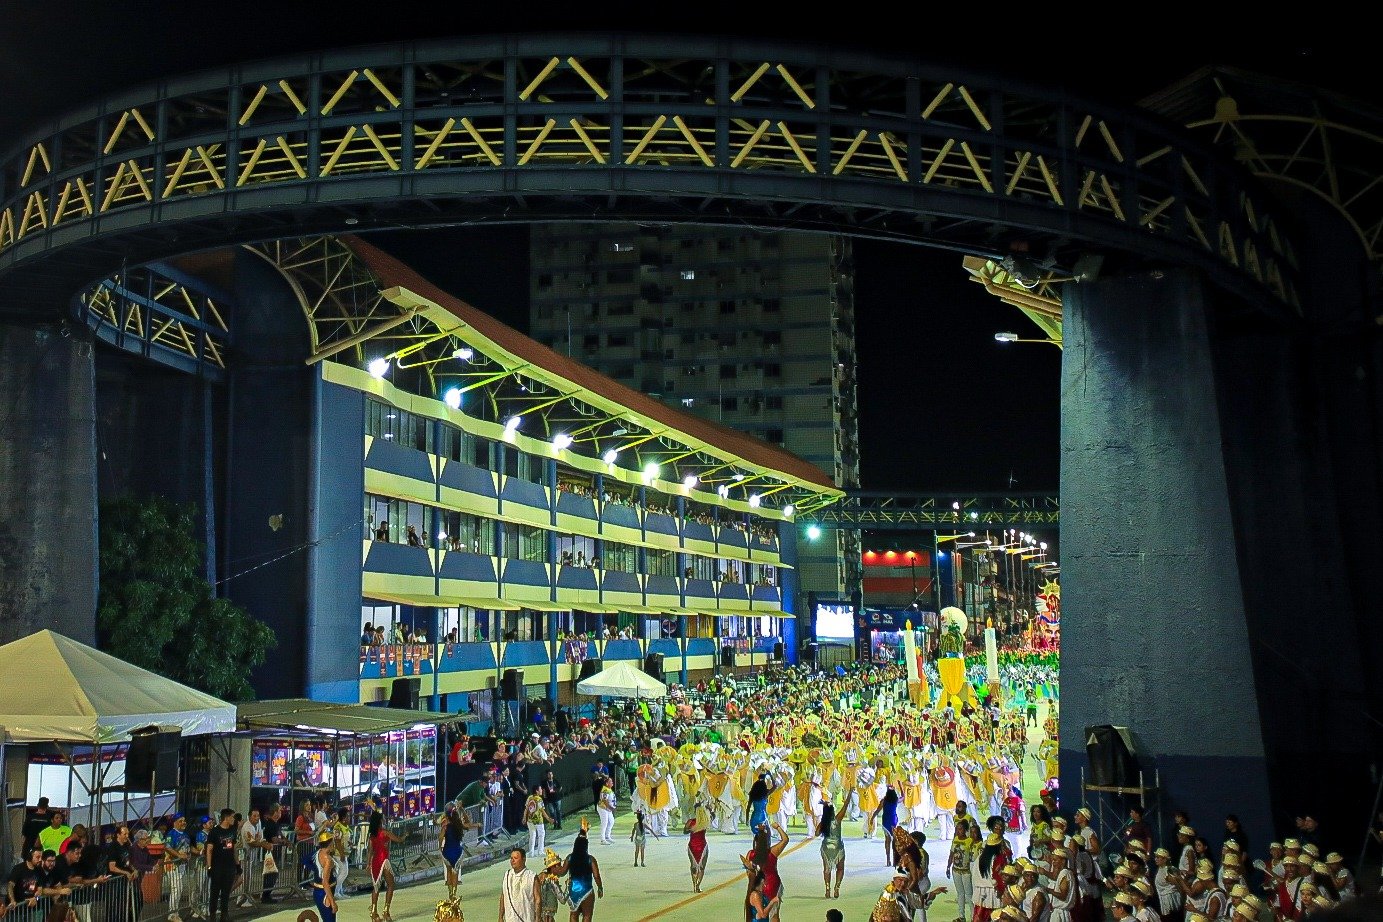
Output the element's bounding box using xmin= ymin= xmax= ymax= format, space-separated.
xmin=234 ymin=842 xmax=309 ymax=906
xmin=481 ymin=794 xmax=505 ymax=843
xmin=387 ymin=816 xmax=438 ymax=876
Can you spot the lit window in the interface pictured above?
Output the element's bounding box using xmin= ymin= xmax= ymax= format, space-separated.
xmin=680 ymin=269 xmax=696 ymax=280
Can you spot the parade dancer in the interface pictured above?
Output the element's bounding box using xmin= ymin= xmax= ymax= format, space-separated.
xmin=815 ymin=792 xmax=846 ymax=901
xmin=596 ymin=778 xmax=617 ymax=845
xmin=684 ymin=802 xmax=710 ymax=893
xmin=310 ymin=831 xmax=338 ymax=922
xmin=555 ymin=825 xmax=603 ymax=922
xmin=438 ymin=804 xmax=477 ymax=900
xmin=368 ymin=808 xmax=403 ymax=922
xmin=630 ymin=810 xmax=657 ymax=866
xmin=536 ymin=849 xmax=565 ymax=922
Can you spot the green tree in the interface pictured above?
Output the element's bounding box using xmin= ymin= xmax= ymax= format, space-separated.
xmin=98 ymin=496 xmax=275 ymax=700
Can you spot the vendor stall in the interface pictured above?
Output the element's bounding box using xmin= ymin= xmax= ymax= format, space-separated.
xmin=237 ymin=699 xmax=469 ymax=820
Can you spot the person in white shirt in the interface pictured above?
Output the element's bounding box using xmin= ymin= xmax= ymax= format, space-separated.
xmin=597 ymin=779 xmax=617 ymax=845
xmin=499 ymin=847 xmax=537 ymax=922
xmin=1046 ymin=848 xmax=1076 ymax=922
xmin=237 ymin=809 xmax=265 ymax=908
xmin=1129 ymin=879 xmax=1159 ymax=922
xmin=1326 ymin=852 xmax=1357 ymax=901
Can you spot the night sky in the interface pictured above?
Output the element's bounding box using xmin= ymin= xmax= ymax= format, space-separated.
xmin=0 ymin=6 xmax=1365 ymax=500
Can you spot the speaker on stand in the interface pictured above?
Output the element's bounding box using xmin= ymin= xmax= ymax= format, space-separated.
xmin=1085 ymin=725 xmax=1138 ymax=787
xmin=579 ymin=657 xmax=602 ymax=679
xmin=643 ymin=653 xmax=664 ymax=677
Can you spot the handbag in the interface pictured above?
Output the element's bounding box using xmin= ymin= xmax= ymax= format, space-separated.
xmin=262 ymin=852 xmax=279 ymax=876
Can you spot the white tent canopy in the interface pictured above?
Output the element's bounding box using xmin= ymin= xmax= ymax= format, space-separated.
xmin=0 ymin=630 xmax=236 ymax=743
xmin=576 ymin=660 xmax=667 ymax=699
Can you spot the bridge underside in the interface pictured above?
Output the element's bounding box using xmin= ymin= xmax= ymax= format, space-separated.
xmin=0 ymin=182 xmax=1197 ymax=319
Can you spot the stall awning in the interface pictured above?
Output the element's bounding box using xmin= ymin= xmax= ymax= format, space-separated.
xmin=365 ymin=592 xmax=457 ymax=608
xmin=518 ymin=600 xmax=569 ymax=612
xmin=366 ymin=591 xmax=525 ymax=612
xmin=238 ymin=699 xmax=474 ymax=736
xmin=667 ymin=607 xmax=702 ymax=616
xmin=453 ymin=596 xmax=522 ymax=611
xmin=704 ymin=609 xmax=795 ymax=619
xmin=617 ymin=605 xmax=663 ymax=615
xmin=573 ymin=605 xmax=620 ymax=614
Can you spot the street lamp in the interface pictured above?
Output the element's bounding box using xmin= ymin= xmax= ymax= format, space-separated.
xmin=995 ymin=331 xmax=1061 ymax=346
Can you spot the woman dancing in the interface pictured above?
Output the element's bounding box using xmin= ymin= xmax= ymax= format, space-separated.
xmin=630 ymin=810 xmax=656 ymax=867
xmin=553 ymin=824 xmax=604 ymax=922
xmin=748 ymin=772 xmax=775 ymax=833
xmin=871 ymin=785 xmax=902 ymax=865
xmin=367 ymin=808 xmax=404 ymax=922
xmin=742 ymin=857 xmax=777 ymax=922
xmin=684 ymin=801 xmax=711 ymax=892
xmin=310 ymin=831 xmax=338 ymax=922
xmin=745 ymin=822 xmax=789 ymax=920
xmin=438 ymin=803 xmax=477 ymax=899
xmin=815 ymin=791 xmax=846 ymax=900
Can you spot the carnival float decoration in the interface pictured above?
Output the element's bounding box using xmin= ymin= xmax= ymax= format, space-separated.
xmin=935 ymin=606 xmax=970 ymax=709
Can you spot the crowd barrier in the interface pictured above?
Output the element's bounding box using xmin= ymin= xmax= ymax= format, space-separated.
xmin=5 ymin=859 xmax=220 ymax=922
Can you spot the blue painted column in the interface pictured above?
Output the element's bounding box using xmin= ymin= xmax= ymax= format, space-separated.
xmin=1058 ymin=268 xmax=1272 ymax=848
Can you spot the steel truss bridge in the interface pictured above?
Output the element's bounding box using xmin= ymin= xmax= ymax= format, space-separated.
xmin=0 ymin=36 xmax=1300 ymax=324
xmin=797 ymin=491 xmax=1058 ymax=531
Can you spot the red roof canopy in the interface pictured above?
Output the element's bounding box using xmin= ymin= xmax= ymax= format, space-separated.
xmin=344 ymin=236 xmax=836 ymax=491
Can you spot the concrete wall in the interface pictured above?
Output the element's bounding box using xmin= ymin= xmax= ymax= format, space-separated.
xmin=307 ymin=377 xmax=367 ymax=702
xmin=1207 ymin=188 xmax=1381 ymax=842
xmin=0 ymin=324 xmax=97 ymax=643
xmin=222 ymin=253 xmax=312 ymax=699
xmin=1058 ymin=268 xmax=1273 ymax=847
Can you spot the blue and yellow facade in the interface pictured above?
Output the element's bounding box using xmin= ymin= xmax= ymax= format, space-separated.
xmin=299 ymin=240 xmax=840 ymax=713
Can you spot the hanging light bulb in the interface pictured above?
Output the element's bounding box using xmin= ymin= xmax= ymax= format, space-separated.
xmin=367 ymin=357 xmax=390 ymax=379
xmin=602 ymin=448 xmax=619 ymax=464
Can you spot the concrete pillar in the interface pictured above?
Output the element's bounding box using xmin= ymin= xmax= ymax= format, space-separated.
xmin=1058 ymin=268 xmax=1272 ymax=846
xmin=0 ymin=323 xmax=98 ymax=643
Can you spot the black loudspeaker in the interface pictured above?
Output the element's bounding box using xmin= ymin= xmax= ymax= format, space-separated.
xmin=1084 ymin=725 xmax=1139 ymax=786
xmin=388 ymin=677 xmax=421 ymax=710
xmin=501 ymin=669 xmax=522 ymax=699
xmin=643 ymin=653 xmax=664 ymax=677
xmin=772 ymin=641 xmax=784 ymax=661
xmin=126 ymin=730 xmax=181 ymax=791
xmin=579 ymin=657 xmax=602 ymax=679
xmin=720 ymin=646 xmax=735 ymax=667
xmin=470 ymin=736 xmax=498 ymax=762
